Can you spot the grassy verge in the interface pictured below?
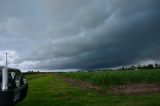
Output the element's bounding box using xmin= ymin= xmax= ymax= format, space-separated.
xmin=62 ymin=69 xmax=160 ymax=87
xmin=16 ymin=74 xmax=160 ymax=106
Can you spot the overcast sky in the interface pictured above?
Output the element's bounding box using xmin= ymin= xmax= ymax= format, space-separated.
xmin=0 ymin=0 xmax=160 ymax=71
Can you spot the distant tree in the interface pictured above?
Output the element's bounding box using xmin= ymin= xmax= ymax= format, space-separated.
xmin=137 ymin=65 xmax=141 ymax=69
xmin=121 ymin=67 xmax=125 ymax=70
xmin=155 ymin=63 xmax=159 ymax=69
xmin=131 ymin=66 xmax=135 ymax=70
xmin=147 ymin=64 xmax=154 ymax=69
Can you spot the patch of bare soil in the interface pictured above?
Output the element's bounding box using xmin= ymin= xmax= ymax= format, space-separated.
xmin=109 ymin=84 xmax=160 ymax=95
xmin=55 ymin=75 xmax=160 ymax=95
xmin=62 ymin=77 xmax=103 ymax=93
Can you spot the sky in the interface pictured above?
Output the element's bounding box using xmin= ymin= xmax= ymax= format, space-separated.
xmin=0 ymin=0 xmax=160 ymax=71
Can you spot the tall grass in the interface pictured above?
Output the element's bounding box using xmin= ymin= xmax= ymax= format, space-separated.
xmin=62 ymin=69 xmax=160 ymax=86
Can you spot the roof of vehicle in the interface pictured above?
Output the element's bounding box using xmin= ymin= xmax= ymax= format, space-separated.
xmin=0 ymin=66 xmax=21 ymax=72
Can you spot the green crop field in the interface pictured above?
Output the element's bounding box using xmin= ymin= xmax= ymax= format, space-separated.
xmin=62 ymin=69 xmax=160 ymax=87
xmin=16 ymin=70 xmax=160 ymax=106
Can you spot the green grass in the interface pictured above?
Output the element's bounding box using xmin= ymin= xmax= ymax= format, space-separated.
xmin=62 ymin=69 xmax=160 ymax=87
xmin=16 ymin=73 xmax=160 ymax=106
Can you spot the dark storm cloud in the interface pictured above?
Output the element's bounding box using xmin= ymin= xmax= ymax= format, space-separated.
xmin=18 ymin=0 xmax=160 ymax=69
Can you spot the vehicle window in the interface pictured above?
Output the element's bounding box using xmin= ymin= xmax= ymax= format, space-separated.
xmin=15 ymin=72 xmax=22 ymax=81
xmin=8 ymin=72 xmax=16 ymax=89
xmin=14 ymin=71 xmax=22 ymax=88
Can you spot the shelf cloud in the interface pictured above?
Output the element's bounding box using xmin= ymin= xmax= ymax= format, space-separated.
xmin=0 ymin=0 xmax=160 ymax=70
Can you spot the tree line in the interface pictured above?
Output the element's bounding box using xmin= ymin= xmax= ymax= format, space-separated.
xmin=120 ymin=63 xmax=160 ymax=70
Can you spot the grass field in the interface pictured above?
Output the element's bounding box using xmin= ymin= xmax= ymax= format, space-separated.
xmin=16 ymin=70 xmax=160 ymax=106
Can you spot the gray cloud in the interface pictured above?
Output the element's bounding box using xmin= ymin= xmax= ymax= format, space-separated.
xmin=1 ymin=0 xmax=160 ymax=70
